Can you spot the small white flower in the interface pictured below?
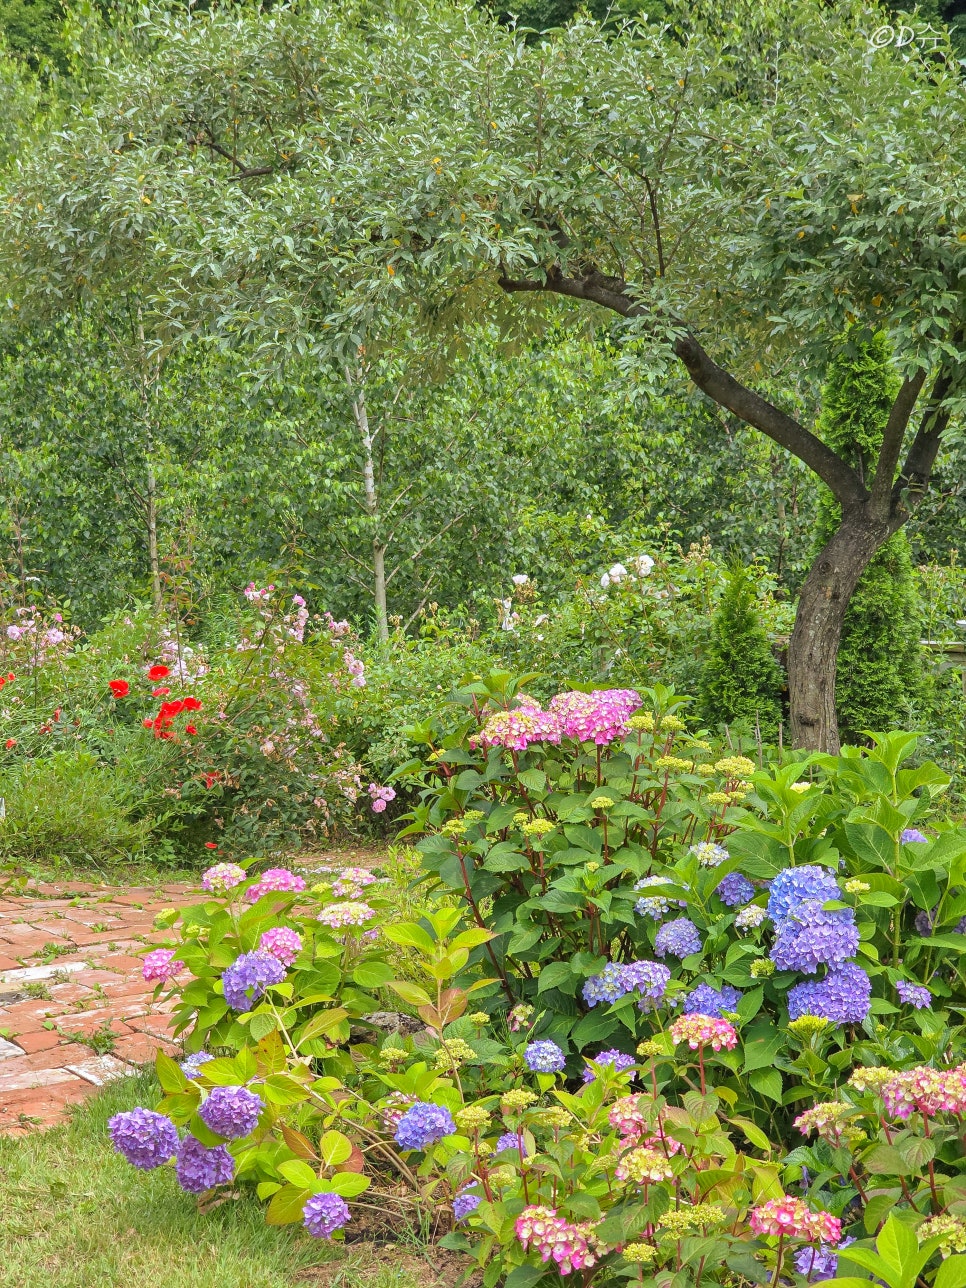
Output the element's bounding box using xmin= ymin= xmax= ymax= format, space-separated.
xmin=608 ymin=563 xmax=628 ymax=581
xmin=511 ymin=574 xmax=529 ymax=586
xmin=631 ymin=554 xmax=654 ymax=576
xmin=600 ymin=573 xmax=611 ymax=589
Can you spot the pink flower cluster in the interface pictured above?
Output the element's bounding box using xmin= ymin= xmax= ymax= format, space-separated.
xmin=317 ymin=901 xmax=377 ymax=929
xmin=245 ymin=868 xmax=307 ymax=902
xmin=332 ymin=867 xmax=378 ymax=898
xmin=368 ymin=784 xmax=396 ymax=814
xmin=201 ymin=862 xmax=247 ymax=894
xmin=749 ymin=1197 xmax=841 ymax=1243
xmin=515 ymin=1205 xmax=600 ymax=1275
xmin=142 ymin=948 xmax=183 ymax=982
xmin=882 ymin=1064 xmax=966 ymax=1120
xmin=259 ymin=927 xmax=302 ymax=966
xmin=243 ymin=583 xmax=276 ymax=602
xmin=608 ymin=1095 xmax=683 ymax=1154
xmin=479 ymin=688 xmax=642 ymax=751
xmin=670 ymin=1014 xmax=739 ymax=1051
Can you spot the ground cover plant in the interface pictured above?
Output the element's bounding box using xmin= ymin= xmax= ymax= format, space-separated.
xmin=106 ymin=680 xmax=966 ymax=1287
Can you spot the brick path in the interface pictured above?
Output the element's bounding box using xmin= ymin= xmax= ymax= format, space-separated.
xmin=0 ymin=880 xmax=204 ymax=1136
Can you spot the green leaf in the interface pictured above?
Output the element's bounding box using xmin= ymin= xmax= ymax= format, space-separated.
xmin=388 ymin=980 xmax=433 ymax=1007
xmin=352 ymin=960 xmax=395 ymax=989
xmin=730 ymin=1116 xmax=772 ymax=1151
xmin=382 ymin=923 xmax=435 ymax=954
xmin=155 ymin=1049 xmax=187 ymax=1094
xmin=261 ymin=1074 xmax=310 ymax=1106
xmin=504 ymin=1265 xmax=549 ymax=1288
xmin=749 ymin=1068 xmax=783 ymax=1102
xmin=265 ymin=1183 xmax=310 ymax=1226
xmin=319 ymin=1130 xmax=353 ymax=1167
xmin=537 ymin=961 xmax=575 ymax=994
xmin=278 ymin=1159 xmax=319 ymax=1189
xmin=249 ymin=1011 xmax=278 ymax=1041
xmin=326 ymin=1172 xmax=371 ymax=1197
xmin=935 ymin=1257 xmax=966 ymax=1288
xmin=876 ymin=1217 xmax=918 ymax=1277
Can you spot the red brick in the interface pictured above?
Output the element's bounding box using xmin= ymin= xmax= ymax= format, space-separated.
xmin=8 ymin=1029 xmax=64 ymax=1055
xmin=112 ymin=1031 xmax=180 ymax=1065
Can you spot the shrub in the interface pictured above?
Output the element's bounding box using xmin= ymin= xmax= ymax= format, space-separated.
xmin=697 ymin=562 xmax=785 ymax=740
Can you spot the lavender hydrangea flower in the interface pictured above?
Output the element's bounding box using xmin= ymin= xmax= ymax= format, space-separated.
xmin=108 ymin=1108 xmax=178 ymax=1170
xmin=581 ymin=1050 xmax=637 ymax=1083
xmin=180 ymin=1051 xmax=215 ymax=1079
xmin=794 ymin=1244 xmax=839 ymax=1282
xmin=453 ymin=1191 xmax=481 ymax=1220
xmin=896 ymin=980 xmax=932 ymax=1009
xmin=901 ymin=828 xmax=928 ymax=844
xmin=394 ymin=1102 xmax=456 ymax=1150
xmin=303 ymin=1192 xmax=351 ymax=1238
xmin=682 ymin=983 xmax=742 ymax=1018
xmin=175 ymin=1134 xmax=235 ymax=1193
xmin=654 ymin=917 xmax=702 ymax=959
xmin=914 ymin=906 xmax=966 ymax=937
xmin=198 ymin=1086 xmax=264 ymax=1139
xmin=622 ymin=960 xmax=671 ymax=1006
xmin=524 ymin=1040 xmax=566 ymax=1073
xmin=767 ymin=866 xmax=840 ymax=922
xmin=582 ymin=962 xmax=629 ymax=1006
xmin=221 ymin=949 xmax=286 ymax=1011
xmin=495 ymin=1131 xmax=529 ymax=1155
xmin=787 ymin=963 xmax=871 ymax=1025
xmin=583 ymin=960 xmax=670 ymax=1007
xmin=717 ymin=873 xmax=755 ymax=907
xmin=770 ymin=901 xmax=859 ymax=973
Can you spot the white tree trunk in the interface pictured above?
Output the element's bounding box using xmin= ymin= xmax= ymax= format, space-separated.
xmin=349 ymin=372 xmax=389 ymax=643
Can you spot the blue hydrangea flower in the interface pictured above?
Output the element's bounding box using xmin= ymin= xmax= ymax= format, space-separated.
xmin=453 ymin=1190 xmax=481 ymax=1220
xmin=198 ymin=1085 xmax=264 ymax=1139
xmin=795 ymin=1239 xmax=854 ymax=1282
xmin=901 ymin=828 xmax=928 ymax=844
xmin=303 ymin=1192 xmax=351 ymax=1238
xmin=524 ymin=1040 xmax=566 ymax=1073
xmin=221 ymin=949 xmax=287 ymax=1011
xmin=180 ymin=1052 xmax=215 ymax=1079
xmin=654 ymin=917 xmax=702 ymax=959
xmin=767 ymin=865 xmax=840 ymax=922
xmin=582 ymin=962 xmax=629 ymax=1006
xmin=394 ymin=1101 xmax=456 ymax=1150
xmin=717 ymin=873 xmax=755 ymax=907
xmin=770 ymin=901 xmax=859 ymax=973
xmin=896 ymin=980 xmax=932 ymax=1009
xmin=581 ymin=1049 xmax=637 ymax=1083
xmin=495 ymin=1131 xmax=529 ymax=1155
xmin=621 ymin=960 xmax=671 ymax=1006
xmin=108 ymin=1107 xmax=179 ymax=1170
xmin=175 ymin=1134 xmax=235 ymax=1193
xmin=787 ymin=963 xmax=871 ymax=1024
xmin=682 ymin=983 xmax=742 ymax=1018
xmin=914 ymin=906 xmax=966 ymax=937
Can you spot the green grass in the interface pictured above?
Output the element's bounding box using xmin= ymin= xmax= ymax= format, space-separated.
xmin=0 ymin=1074 xmax=418 ymax=1288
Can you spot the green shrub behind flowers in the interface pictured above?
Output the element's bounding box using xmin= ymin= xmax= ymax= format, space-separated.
xmin=110 ymin=675 xmax=966 ymax=1287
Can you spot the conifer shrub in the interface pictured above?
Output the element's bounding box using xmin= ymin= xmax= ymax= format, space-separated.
xmin=698 ymin=561 xmax=784 ymax=738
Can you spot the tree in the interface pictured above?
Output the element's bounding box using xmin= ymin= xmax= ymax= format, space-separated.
xmin=3 ymin=0 xmax=966 ymax=749
xmin=814 ymin=332 xmax=923 ymax=739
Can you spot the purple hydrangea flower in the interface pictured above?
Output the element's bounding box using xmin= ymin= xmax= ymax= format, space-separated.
xmin=198 ymin=1085 xmax=264 ymax=1139
xmin=795 ymin=1239 xmax=854 ymax=1282
xmin=717 ymin=873 xmax=755 ymax=907
xmin=896 ymin=980 xmax=932 ymax=1009
xmin=453 ymin=1191 xmax=481 ymax=1220
xmin=654 ymin=917 xmax=702 ymax=959
xmin=108 ymin=1107 xmax=179 ymax=1169
xmin=682 ymin=983 xmax=742 ymax=1018
xmin=767 ymin=866 xmax=840 ymax=922
xmin=787 ymin=963 xmax=871 ymax=1025
xmin=901 ymin=829 xmax=928 ymax=845
xmin=770 ymin=902 xmax=859 ymax=973
xmin=394 ymin=1102 xmax=456 ymax=1150
xmin=495 ymin=1131 xmax=529 ymax=1155
xmin=221 ymin=949 xmax=286 ymax=1011
xmin=259 ymin=926 xmax=302 ymax=966
xmin=621 ymin=960 xmax=671 ymax=1005
xmin=914 ymin=906 xmax=966 ymax=937
xmin=180 ymin=1051 xmax=215 ymax=1079
xmin=583 ymin=960 xmax=670 ymax=1008
xmin=581 ymin=1049 xmax=637 ymax=1083
xmin=175 ymin=1134 xmax=235 ymax=1193
xmin=524 ymin=1040 xmax=566 ymax=1073
xmin=582 ymin=962 xmax=629 ymax=1006
xmin=303 ymin=1192 xmax=351 ymax=1238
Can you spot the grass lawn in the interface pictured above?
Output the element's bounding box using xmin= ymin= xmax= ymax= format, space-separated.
xmin=0 ymin=1074 xmax=447 ymax=1288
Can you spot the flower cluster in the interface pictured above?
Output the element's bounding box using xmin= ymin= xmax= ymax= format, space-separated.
xmin=770 ymin=901 xmax=859 ymax=973
xmin=181 ymin=1052 xmax=215 ymax=1079
xmin=245 ymin=867 xmax=306 ymax=902
xmin=317 ymin=901 xmax=377 ymax=929
xmin=654 ymin=917 xmax=702 ymax=959
xmin=766 ymin=865 xmax=839 ymax=922
xmin=108 ymin=1108 xmax=179 ymax=1169
xmin=303 ymin=1193 xmax=351 ymax=1239
xmin=614 ymin=1146 xmax=674 ymax=1184
xmin=749 ymin=1196 xmax=842 ymax=1244
xmin=690 ymin=842 xmax=729 ymax=868
xmin=794 ymin=1101 xmax=858 ymax=1143
xmin=198 ymin=1086 xmax=264 ymax=1139
xmin=394 ymin=1102 xmax=456 ymax=1150
xmin=682 ymin=983 xmax=741 ymax=1018
xmin=175 ymin=1135 xmax=235 ymax=1193
xmin=787 ymin=962 xmax=871 ymax=1025
xmin=881 ymin=1063 xmax=966 ymax=1120
xmin=479 ymin=688 xmax=642 ymax=750
xmin=524 ymin=1040 xmax=567 ymax=1073
xmin=453 ymin=1190 xmax=482 ymax=1220
xmin=142 ymin=947 xmax=183 ymax=983
xmin=633 ymin=875 xmax=686 ymax=919
xmin=259 ymin=926 xmax=302 ymax=966
xmin=717 ymin=872 xmax=755 ymax=906
xmin=330 ymin=866 xmax=378 ymax=898
xmin=201 ymin=862 xmax=247 ymax=893
xmin=368 ymin=783 xmax=396 ymax=814
xmin=515 ymin=1205 xmax=599 ymax=1275
xmin=896 ymin=980 xmax=932 ymax=1009
xmin=581 ymin=1049 xmax=637 ymax=1083
xmin=670 ymin=1013 xmax=738 ymax=1051
xmin=221 ymin=949 xmax=287 ymax=1011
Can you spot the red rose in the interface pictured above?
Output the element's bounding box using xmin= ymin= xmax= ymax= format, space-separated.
xmin=4 ymin=738 xmax=15 ymax=749
xmin=185 ymin=725 xmax=198 ymax=735
xmin=142 ymin=718 xmax=153 ymax=729
xmin=6 ymin=673 xmax=13 ymax=681
xmin=183 ymin=696 xmax=202 ymax=712
xmin=152 ymin=686 xmax=170 ymax=697
xmin=148 ymin=665 xmax=170 ymax=680
xmin=205 ymin=842 xmax=218 ymax=850
xmin=108 ymin=679 xmax=130 ymax=698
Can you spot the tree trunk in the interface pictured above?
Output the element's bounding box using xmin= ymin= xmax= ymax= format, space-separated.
xmin=348 ymin=372 xmax=389 ymax=643
xmin=788 ymin=507 xmax=895 ymax=752
xmin=146 ymin=461 xmax=162 ymax=613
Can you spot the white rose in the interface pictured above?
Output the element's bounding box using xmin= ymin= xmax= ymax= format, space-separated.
xmin=607 ymin=563 xmax=628 ymax=582
xmin=631 ymin=554 xmax=654 ymax=576
xmin=511 ymin=574 xmax=529 ymax=586
xmin=600 ymin=573 xmax=611 ymax=589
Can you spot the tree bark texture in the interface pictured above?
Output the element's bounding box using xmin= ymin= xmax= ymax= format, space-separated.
xmin=348 ymin=372 xmax=389 ymax=644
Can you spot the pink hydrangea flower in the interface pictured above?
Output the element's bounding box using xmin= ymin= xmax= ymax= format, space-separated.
xmin=515 ymin=1205 xmax=599 ymax=1275
xmin=259 ymin=927 xmax=303 ymax=966
xmin=201 ymin=862 xmax=247 ymax=894
xmin=142 ymin=948 xmax=184 ymax=982
xmin=246 ymin=868 xmax=307 ymax=902
xmin=882 ymin=1064 xmax=966 ymax=1119
xmin=480 ymin=705 xmax=563 ymax=750
xmin=549 ymin=689 xmax=642 ymax=744
xmin=749 ymin=1197 xmax=841 ymax=1243
xmin=332 ymin=867 xmax=378 ymax=898
xmin=670 ymin=1013 xmax=738 ymax=1052
xmin=317 ymin=901 xmax=377 ymax=929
